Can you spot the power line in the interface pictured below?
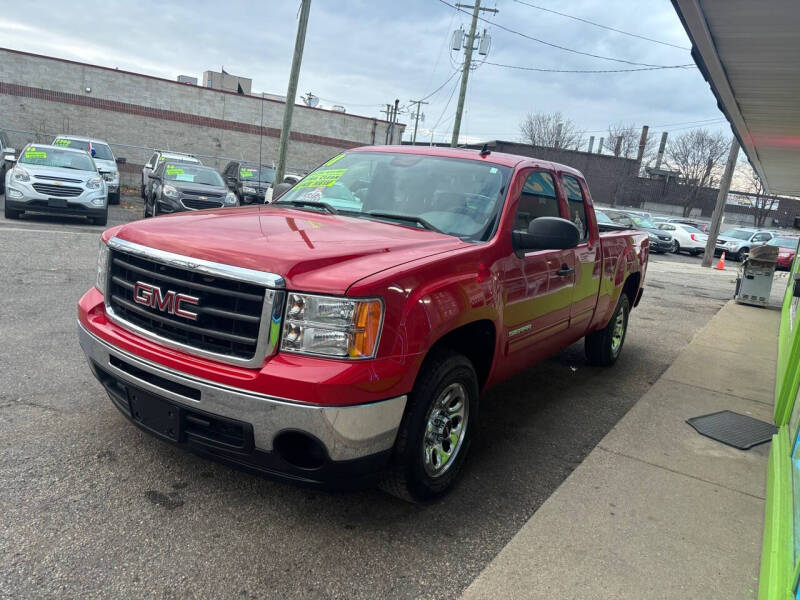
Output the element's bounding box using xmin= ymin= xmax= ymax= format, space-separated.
xmin=420 ymin=67 xmax=462 ymax=101
xmin=434 ymin=0 xmax=691 ymax=68
xmin=512 ymin=0 xmax=691 ymax=50
xmin=484 ymin=61 xmax=694 ymax=73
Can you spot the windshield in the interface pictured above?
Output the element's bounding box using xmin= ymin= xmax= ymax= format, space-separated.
xmin=595 ymin=210 xmax=613 ymax=224
xmin=275 ymin=151 xmax=512 ymax=240
xmin=768 ymin=237 xmax=798 ymax=249
xmin=54 ymin=139 xmax=114 ymax=161
xmin=725 ymin=229 xmax=755 ymax=240
xmin=630 ymin=215 xmax=657 ymax=229
xmin=164 ymin=164 xmax=224 ymax=186
xmin=18 ymin=146 xmax=96 ymax=172
xmin=240 ymin=165 xmax=275 ymax=183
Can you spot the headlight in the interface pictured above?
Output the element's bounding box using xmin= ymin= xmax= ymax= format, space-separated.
xmin=224 ymin=192 xmax=239 ymax=206
xmin=281 ymin=293 xmax=383 ymax=359
xmin=162 ymin=185 xmax=179 ymax=199
xmin=12 ymin=167 xmax=30 ymax=182
xmin=96 ymin=240 xmax=110 ymax=294
xmin=86 ymin=177 xmax=103 ymax=190
xmin=242 ymin=185 xmax=257 ymax=194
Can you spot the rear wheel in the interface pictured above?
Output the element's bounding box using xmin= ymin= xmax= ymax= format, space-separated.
xmin=380 ymin=349 xmax=478 ymax=503
xmin=672 ymin=240 xmax=680 ymax=254
xmin=585 ymin=294 xmax=630 ymax=366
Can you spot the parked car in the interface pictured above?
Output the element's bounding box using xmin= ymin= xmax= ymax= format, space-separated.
xmin=141 ymin=150 xmax=201 ymax=199
xmin=143 ymin=161 xmax=238 ymax=217
xmin=715 ymin=227 xmax=777 ymax=261
xmin=79 ymin=145 xmax=648 ymax=502
xmin=668 ymin=218 xmax=711 ymax=233
xmin=222 ymin=161 xmax=276 ymax=204
xmin=767 ymin=236 xmax=799 ymax=270
xmin=603 ymin=208 xmax=674 ymax=253
xmin=265 ymin=172 xmax=303 ymax=203
xmin=52 ymin=136 xmax=122 ymax=205
xmin=4 ymin=143 xmax=107 ymax=224
xmin=656 ymin=222 xmax=707 ymax=255
xmin=0 ymin=130 xmax=16 ymax=195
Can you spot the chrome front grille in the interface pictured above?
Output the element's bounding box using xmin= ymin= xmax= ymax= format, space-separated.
xmin=104 ymin=238 xmax=285 ymax=368
xmin=32 ymin=183 xmax=83 ymax=197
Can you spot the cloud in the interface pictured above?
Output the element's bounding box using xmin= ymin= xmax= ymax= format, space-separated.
xmin=1 ymin=0 xmax=728 ymax=146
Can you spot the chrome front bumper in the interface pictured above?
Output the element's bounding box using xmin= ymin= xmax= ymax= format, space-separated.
xmin=78 ymin=322 xmax=406 ymax=462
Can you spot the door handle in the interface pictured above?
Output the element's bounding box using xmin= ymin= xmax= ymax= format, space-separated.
xmin=557 ymin=265 xmax=575 ymax=277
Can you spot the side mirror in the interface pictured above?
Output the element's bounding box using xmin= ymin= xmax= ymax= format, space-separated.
xmin=2 ymin=148 xmax=16 ymax=162
xmin=148 ymin=173 xmax=159 ymax=180
xmin=512 ymin=217 xmax=580 ymax=252
xmin=272 ymin=182 xmax=294 ymax=201
xmin=116 ymin=157 xmax=126 ymax=165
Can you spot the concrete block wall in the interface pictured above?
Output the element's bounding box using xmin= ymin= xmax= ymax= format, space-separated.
xmin=0 ymin=48 xmax=404 ymax=186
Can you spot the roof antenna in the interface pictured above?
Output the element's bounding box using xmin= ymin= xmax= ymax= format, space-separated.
xmin=479 ymin=143 xmax=491 ymax=156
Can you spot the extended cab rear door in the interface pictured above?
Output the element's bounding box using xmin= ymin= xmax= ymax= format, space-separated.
xmin=559 ymin=173 xmax=601 ymax=336
xmin=500 ymin=168 xmax=576 ymax=366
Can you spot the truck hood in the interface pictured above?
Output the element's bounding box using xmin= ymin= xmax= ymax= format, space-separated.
xmin=114 ymin=205 xmax=470 ymax=294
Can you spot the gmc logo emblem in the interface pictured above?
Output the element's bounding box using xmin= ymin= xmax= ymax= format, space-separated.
xmin=133 ymin=281 xmax=199 ymax=321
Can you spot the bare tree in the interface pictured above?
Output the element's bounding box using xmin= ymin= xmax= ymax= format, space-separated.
xmin=519 ymin=111 xmax=581 ymax=149
xmin=665 ymin=128 xmax=729 ymax=217
xmin=739 ymin=162 xmax=778 ymax=227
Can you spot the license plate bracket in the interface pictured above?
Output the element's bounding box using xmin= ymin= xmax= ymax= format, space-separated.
xmin=48 ymin=198 xmax=68 ymax=208
xmin=128 ymin=388 xmax=180 ymax=442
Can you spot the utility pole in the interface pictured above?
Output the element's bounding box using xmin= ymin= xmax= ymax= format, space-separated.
xmin=275 ymin=0 xmax=311 ymax=185
xmin=409 ymin=99 xmax=429 ymax=145
xmin=702 ymin=138 xmax=740 ymax=268
xmin=451 ymin=1 xmax=498 ymax=147
xmin=636 ymin=125 xmax=649 ymax=163
xmin=386 ymin=99 xmax=399 ymax=144
xmin=554 ymin=122 xmax=563 ymax=150
xmin=598 ymin=137 xmax=604 ymax=154
xmin=613 ymin=135 xmax=623 ymax=157
xmin=587 ymin=136 xmax=595 ymax=153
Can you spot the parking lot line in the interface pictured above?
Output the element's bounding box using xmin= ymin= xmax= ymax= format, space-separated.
xmin=0 ymin=225 xmax=100 ymax=236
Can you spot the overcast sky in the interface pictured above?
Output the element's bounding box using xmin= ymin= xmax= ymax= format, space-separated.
xmin=1 ymin=0 xmax=730 ymax=146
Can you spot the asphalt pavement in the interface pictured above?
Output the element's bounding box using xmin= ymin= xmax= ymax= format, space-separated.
xmin=0 ymin=193 xmax=747 ymax=599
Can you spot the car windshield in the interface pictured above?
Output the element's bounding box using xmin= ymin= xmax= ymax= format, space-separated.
xmin=275 ymin=151 xmax=513 ymax=240
xmin=768 ymin=237 xmax=798 ymax=249
xmin=239 ymin=165 xmax=275 ymax=183
xmin=595 ymin=210 xmax=613 ymax=224
xmin=164 ymin=164 xmax=224 ymax=186
xmin=18 ymin=146 xmax=96 ymax=171
xmin=630 ymin=215 xmax=657 ymax=229
xmin=54 ymin=139 xmax=114 ymax=161
xmin=725 ymin=229 xmax=755 ymax=240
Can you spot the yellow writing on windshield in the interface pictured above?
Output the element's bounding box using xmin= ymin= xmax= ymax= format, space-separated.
xmin=295 ymin=169 xmax=347 ymax=188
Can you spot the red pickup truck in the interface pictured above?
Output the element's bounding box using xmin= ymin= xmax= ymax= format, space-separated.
xmin=78 ymin=146 xmax=648 ymax=502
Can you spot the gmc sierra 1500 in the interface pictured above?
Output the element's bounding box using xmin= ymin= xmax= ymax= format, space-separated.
xmin=78 ymin=146 xmax=648 ymax=502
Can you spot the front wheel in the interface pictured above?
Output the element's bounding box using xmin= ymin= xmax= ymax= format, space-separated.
xmin=4 ymin=203 xmax=21 ymax=219
xmin=380 ymin=349 xmax=478 ymax=503
xmin=671 ymin=240 xmax=680 ymax=254
xmin=109 ymin=192 xmax=120 ymax=205
xmin=738 ymin=247 xmax=749 ymax=262
xmin=91 ymin=207 xmax=108 ymax=226
xmin=585 ymin=294 xmax=630 ymax=366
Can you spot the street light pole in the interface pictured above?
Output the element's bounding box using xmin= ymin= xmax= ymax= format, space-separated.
xmin=275 ymin=0 xmax=311 ymax=185
xmin=702 ymin=138 xmax=740 ymax=268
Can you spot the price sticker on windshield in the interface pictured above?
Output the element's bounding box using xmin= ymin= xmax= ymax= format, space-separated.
xmin=165 ymin=164 xmax=185 ymax=176
xmin=240 ymin=168 xmax=254 ymax=178
xmin=25 ymin=147 xmax=47 ymax=159
xmin=54 ymin=139 xmax=71 ymax=147
xmin=295 ymin=169 xmax=347 ymax=188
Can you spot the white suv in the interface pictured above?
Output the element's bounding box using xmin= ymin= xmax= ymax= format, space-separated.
xmin=52 ymin=136 xmax=121 ymax=205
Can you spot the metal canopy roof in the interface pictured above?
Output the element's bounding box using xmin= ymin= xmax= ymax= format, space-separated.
xmin=672 ymin=0 xmax=800 ymax=196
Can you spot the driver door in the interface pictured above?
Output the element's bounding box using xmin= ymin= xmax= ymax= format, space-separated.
xmin=500 ymin=169 xmax=576 ymax=371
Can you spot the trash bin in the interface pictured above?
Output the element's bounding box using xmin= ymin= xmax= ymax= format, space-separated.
xmin=734 ymin=244 xmax=779 ymax=307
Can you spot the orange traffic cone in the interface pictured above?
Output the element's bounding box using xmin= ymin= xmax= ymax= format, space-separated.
xmin=714 ymin=251 xmax=726 ymax=270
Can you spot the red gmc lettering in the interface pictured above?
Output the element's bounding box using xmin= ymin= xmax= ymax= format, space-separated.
xmin=133 ymin=281 xmax=199 ymax=321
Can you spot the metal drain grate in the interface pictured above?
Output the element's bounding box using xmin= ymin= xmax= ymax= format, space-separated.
xmin=686 ymin=410 xmax=777 ymax=450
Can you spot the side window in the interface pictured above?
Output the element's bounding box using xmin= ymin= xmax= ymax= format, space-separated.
xmin=147 ymin=153 xmax=158 ymax=169
xmin=658 ymin=224 xmax=675 ymax=231
xmin=513 ymin=170 xmax=560 ymax=233
xmin=753 ymin=233 xmax=770 ymax=242
xmin=561 ymin=174 xmax=589 ymax=242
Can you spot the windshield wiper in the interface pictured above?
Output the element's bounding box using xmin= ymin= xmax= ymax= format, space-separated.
xmin=365 ymin=211 xmax=443 ymax=234
xmin=278 ymin=200 xmax=338 ymax=214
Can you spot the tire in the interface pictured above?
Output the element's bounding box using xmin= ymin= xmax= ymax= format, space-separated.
xmin=140 ymin=180 xmax=146 ymax=199
xmin=672 ymin=240 xmax=680 ymax=254
xmin=585 ymin=293 xmax=630 ymax=367
xmin=4 ymin=203 xmax=21 ymax=219
xmin=691 ymin=249 xmax=701 ymax=256
xmin=91 ymin=207 xmax=108 ymax=226
xmin=738 ymin=247 xmax=749 ymax=262
xmin=109 ymin=192 xmax=120 ymax=205
xmin=380 ymin=349 xmax=479 ymax=503
xmin=143 ymin=196 xmax=149 ymax=218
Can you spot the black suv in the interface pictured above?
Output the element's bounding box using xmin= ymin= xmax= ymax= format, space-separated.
xmin=222 ymin=161 xmax=276 ymax=204
xmin=144 ymin=162 xmax=238 ymax=217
